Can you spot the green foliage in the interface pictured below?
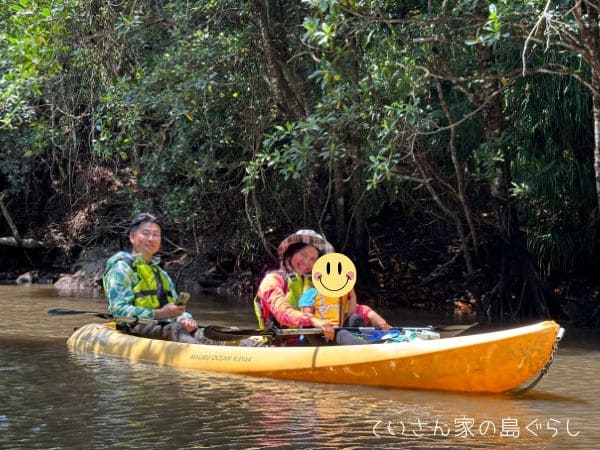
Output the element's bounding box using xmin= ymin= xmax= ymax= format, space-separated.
xmin=81 ymin=2 xmax=274 ymax=237
xmin=0 ymin=1 xmax=68 ymax=197
xmin=0 ymin=0 xmax=598 ymax=283
xmin=465 ymin=3 xmax=510 ymax=46
xmin=508 ymin=74 xmax=596 ymax=276
xmin=246 ymin=1 xmax=429 ymax=219
xmin=0 ymin=0 xmax=64 ymax=128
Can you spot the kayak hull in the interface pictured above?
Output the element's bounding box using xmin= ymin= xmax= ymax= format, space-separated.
xmin=66 ymin=320 xmax=562 ymax=393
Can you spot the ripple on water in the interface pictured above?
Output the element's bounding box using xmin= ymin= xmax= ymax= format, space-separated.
xmin=1 ymin=286 xmax=599 ymax=449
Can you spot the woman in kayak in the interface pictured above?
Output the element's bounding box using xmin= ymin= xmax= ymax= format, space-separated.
xmin=254 ymin=229 xmax=390 ymax=345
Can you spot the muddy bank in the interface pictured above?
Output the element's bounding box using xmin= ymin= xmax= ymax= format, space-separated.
xmin=1 ymin=252 xmax=253 ymax=297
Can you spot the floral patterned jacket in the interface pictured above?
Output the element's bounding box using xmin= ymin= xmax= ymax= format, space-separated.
xmin=103 ymin=251 xmax=192 ymax=322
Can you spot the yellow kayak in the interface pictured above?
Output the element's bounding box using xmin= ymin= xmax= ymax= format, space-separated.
xmin=67 ymin=320 xmax=563 ymax=393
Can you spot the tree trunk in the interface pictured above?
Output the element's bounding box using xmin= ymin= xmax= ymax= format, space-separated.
xmin=435 ymin=79 xmax=478 ymax=272
xmin=574 ymin=0 xmax=600 ymax=215
xmin=475 ymin=43 xmax=565 ymax=320
xmin=410 ymin=149 xmax=475 ymax=276
xmin=349 ymin=143 xmax=369 ymax=277
xmin=592 ymin=69 xmax=600 ymax=216
xmin=255 ymin=0 xmax=307 ymax=121
xmin=333 ymin=159 xmax=345 ymax=246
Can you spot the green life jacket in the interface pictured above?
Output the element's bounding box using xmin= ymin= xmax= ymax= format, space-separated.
xmin=284 ymin=272 xmax=312 ymax=309
xmin=105 ymin=251 xmax=175 ymax=309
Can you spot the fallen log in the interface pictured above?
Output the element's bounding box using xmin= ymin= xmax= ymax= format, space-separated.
xmin=1 ymin=193 xmax=44 ymax=249
xmin=0 ymin=237 xmax=45 ymax=248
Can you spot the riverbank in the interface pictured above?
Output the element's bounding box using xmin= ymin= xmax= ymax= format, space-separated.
xmin=2 ymin=197 xmax=598 ymax=324
xmin=3 ymin=242 xmax=599 ymax=326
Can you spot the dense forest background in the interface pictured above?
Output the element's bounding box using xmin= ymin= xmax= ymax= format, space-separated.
xmin=1 ymin=0 xmax=600 ymax=323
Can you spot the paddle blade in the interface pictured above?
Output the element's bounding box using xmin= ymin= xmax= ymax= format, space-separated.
xmin=434 ymin=322 xmax=478 ymax=338
xmin=47 ymin=308 xmax=112 ymax=319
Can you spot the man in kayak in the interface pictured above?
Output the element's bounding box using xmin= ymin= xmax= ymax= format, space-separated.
xmin=103 ymin=212 xmax=202 ymax=343
xmin=254 ymin=229 xmax=390 ymax=345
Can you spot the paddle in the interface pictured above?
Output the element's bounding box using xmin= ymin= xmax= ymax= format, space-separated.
xmin=48 ymin=308 xmax=477 ymax=342
xmin=47 ymin=308 xmax=157 ymax=324
xmin=202 ymin=322 xmax=478 ymax=342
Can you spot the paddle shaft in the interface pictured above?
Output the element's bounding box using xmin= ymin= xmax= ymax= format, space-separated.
xmin=47 ymin=308 xmax=158 ymax=324
xmin=274 ymin=326 xmax=432 ymax=336
xmin=282 ymin=324 xmax=476 ymax=337
xmin=202 ymin=322 xmax=477 ymax=341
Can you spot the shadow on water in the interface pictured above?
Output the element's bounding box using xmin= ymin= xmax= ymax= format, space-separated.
xmin=512 ymin=390 xmax=587 ymax=403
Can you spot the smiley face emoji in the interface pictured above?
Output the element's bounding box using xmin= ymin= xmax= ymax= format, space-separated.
xmin=312 ymin=253 xmax=356 ymax=297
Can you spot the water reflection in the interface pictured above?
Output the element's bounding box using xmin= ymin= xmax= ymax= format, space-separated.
xmin=1 ymin=285 xmax=599 ymax=449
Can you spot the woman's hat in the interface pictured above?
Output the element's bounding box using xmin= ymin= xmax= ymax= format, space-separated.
xmin=277 ymin=229 xmax=335 ymax=259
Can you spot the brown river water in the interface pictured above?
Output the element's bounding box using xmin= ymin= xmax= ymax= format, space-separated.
xmin=1 ymin=284 xmax=599 ymax=449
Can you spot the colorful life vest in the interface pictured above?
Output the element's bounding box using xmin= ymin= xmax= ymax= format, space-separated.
xmin=254 ymin=271 xmax=349 ymax=329
xmin=312 ymin=292 xmax=350 ymax=327
xmin=284 ymin=272 xmax=312 ymax=309
xmin=105 ymin=251 xmax=175 ymax=309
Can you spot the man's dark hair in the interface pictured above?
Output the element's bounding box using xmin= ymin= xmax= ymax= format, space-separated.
xmin=127 ymin=213 xmax=161 ymax=237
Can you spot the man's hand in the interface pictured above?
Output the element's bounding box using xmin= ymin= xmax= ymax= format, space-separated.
xmin=154 ymin=303 xmax=185 ymax=319
xmin=180 ymin=317 xmax=198 ymax=333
